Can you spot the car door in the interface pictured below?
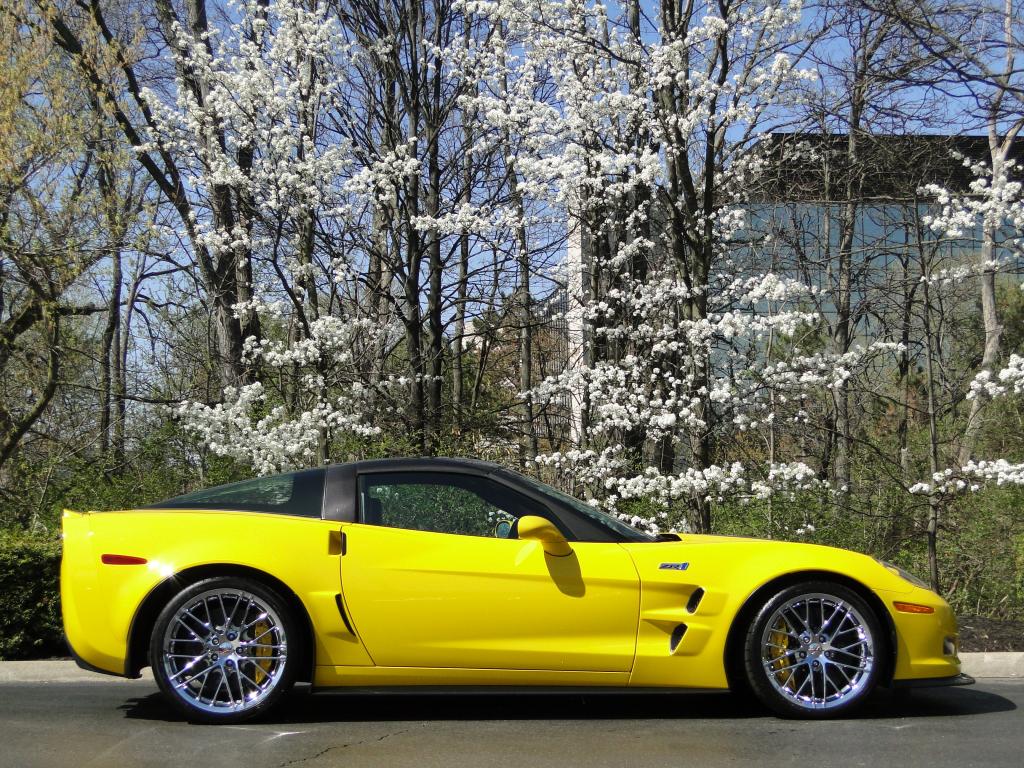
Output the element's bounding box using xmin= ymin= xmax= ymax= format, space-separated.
xmin=339 ymin=471 xmax=640 ymax=673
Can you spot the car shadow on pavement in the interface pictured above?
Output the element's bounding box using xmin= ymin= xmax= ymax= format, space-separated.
xmin=120 ymin=685 xmax=1016 ymax=724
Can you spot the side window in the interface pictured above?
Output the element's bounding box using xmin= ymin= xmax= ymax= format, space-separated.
xmin=153 ymin=469 xmax=326 ymax=518
xmin=357 ymin=472 xmax=558 ymax=538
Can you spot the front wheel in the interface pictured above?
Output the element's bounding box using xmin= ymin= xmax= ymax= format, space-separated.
xmin=150 ymin=577 xmax=298 ymax=724
xmin=743 ymin=581 xmax=886 ymax=718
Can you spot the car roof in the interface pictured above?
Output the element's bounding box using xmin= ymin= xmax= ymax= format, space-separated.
xmin=344 ymin=456 xmax=510 ymax=475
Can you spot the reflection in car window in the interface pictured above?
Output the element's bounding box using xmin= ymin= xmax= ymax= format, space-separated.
xmin=513 ymin=474 xmax=656 ymax=542
xmin=150 ymin=469 xmax=326 ymax=518
xmin=358 ymin=472 xmax=550 ymax=538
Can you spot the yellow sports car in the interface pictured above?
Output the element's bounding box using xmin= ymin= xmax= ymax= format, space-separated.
xmin=61 ymin=458 xmax=970 ymax=723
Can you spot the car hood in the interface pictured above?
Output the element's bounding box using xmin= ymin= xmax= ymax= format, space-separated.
xmin=621 ymin=533 xmax=916 ymax=595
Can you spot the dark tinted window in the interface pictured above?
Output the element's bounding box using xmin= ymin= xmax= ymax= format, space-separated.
xmin=358 ymin=472 xmax=560 ymax=538
xmin=513 ymin=474 xmax=656 ymax=542
xmin=151 ymin=469 xmax=325 ymax=518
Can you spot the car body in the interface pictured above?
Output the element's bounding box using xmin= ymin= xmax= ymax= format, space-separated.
xmin=61 ymin=457 xmax=971 ymax=722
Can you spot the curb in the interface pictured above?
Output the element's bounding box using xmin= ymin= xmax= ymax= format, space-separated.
xmin=0 ymin=660 xmax=152 ymax=684
xmin=0 ymin=655 xmax=1021 ymax=684
xmin=959 ymin=651 xmax=1024 ymax=678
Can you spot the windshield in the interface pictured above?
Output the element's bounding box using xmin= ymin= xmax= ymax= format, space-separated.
xmin=515 ymin=475 xmax=656 ymax=542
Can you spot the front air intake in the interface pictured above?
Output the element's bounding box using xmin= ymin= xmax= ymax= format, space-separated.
xmin=687 ymin=587 xmax=705 ymax=614
xmin=669 ymin=623 xmax=688 ymax=652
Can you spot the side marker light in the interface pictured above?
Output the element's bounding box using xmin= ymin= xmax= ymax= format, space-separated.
xmin=101 ymin=554 xmax=148 ymax=565
xmin=893 ymin=601 xmax=935 ymax=614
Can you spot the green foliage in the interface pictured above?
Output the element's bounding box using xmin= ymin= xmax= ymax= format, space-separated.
xmin=713 ymin=480 xmax=1024 ymax=621
xmin=366 ymin=480 xmax=513 ymax=537
xmin=937 ymin=486 xmax=1024 ymax=619
xmin=0 ymin=419 xmax=250 ymax=532
xmin=0 ymin=532 xmax=64 ymax=660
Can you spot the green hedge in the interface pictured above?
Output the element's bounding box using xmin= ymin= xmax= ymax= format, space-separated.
xmin=0 ymin=533 xmax=65 ymax=660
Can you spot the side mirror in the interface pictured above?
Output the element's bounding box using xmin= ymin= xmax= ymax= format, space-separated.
xmin=516 ymin=515 xmax=572 ymax=557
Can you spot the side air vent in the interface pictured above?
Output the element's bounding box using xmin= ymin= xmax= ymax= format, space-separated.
xmin=669 ymin=623 xmax=688 ymax=653
xmin=335 ymin=593 xmax=355 ymax=635
xmin=687 ymin=587 xmax=705 ymax=614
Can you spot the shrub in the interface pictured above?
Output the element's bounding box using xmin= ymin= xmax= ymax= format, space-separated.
xmin=0 ymin=533 xmax=65 ymax=659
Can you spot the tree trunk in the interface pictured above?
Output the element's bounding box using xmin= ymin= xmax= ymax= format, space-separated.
xmin=0 ymin=309 xmax=60 ymax=470
xmin=425 ymin=12 xmax=444 ymax=451
xmin=453 ymin=17 xmax=474 ymax=433
xmin=921 ymin=246 xmax=942 ymax=594
xmin=959 ymin=141 xmax=1007 ymax=465
xmin=98 ymin=251 xmax=121 ymax=458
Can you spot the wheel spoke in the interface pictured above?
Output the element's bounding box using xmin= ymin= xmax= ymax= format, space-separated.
xmin=821 ymin=664 xmax=838 ymax=699
xmin=835 ymin=638 xmax=868 ymax=653
xmin=248 ymin=626 xmax=275 ymax=644
xmin=225 ymin=594 xmax=244 ymax=629
xmin=168 ymin=655 xmax=209 ymax=681
xmin=763 ymin=649 xmax=800 ymax=667
xmin=793 ymin=673 xmax=811 ymax=699
xmin=821 ymin=601 xmax=842 ymax=632
xmin=174 ymin=664 xmax=212 ymax=690
xmin=210 ymin=669 xmax=227 ymax=705
xmin=228 ymin=666 xmax=244 ymax=708
xmin=236 ymin=665 xmax=265 ymax=692
xmin=216 ymin=594 xmax=230 ymax=629
xmin=832 ymin=661 xmax=854 ymax=686
xmin=238 ymin=596 xmax=255 ymax=628
xmin=174 ymin=616 xmax=203 ymax=640
xmin=784 ymin=606 xmax=811 ymax=635
xmin=827 ymin=658 xmax=867 ymax=671
xmin=238 ymin=642 xmax=286 ymax=650
xmin=241 ymin=612 xmax=270 ymax=632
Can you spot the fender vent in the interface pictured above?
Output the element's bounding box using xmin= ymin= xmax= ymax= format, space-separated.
xmin=335 ymin=593 xmax=355 ymax=636
xmin=687 ymin=587 xmax=705 ymax=614
xmin=669 ymin=623 xmax=688 ymax=653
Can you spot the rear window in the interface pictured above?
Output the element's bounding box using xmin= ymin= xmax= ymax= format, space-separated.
xmin=149 ymin=469 xmax=325 ymax=518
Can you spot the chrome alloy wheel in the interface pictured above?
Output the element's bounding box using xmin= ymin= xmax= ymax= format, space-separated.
xmin=160 ymin=587 xmax=288 ymax=715
xmin=760 ymin=592 xmax=875 ymax=711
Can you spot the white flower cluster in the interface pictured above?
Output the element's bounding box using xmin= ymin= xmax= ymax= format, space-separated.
xmin=923 ymin=158 xmax=1024 ymax=247
xmin=908 ymin=459 xmax=1024 ymax=497
xmin=176 ymin=382 xmax=379 ymax=476
xmin=177 ymin=301 xmax=395 ymax=474
xmin=966 ymin=354 xmax=1024 ymax=401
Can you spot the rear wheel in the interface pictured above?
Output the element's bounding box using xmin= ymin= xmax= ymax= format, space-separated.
xmin=743 ymin=581 xmax=885 ymax=718
xmin=150 ymin=577 xmax=297 ymax=724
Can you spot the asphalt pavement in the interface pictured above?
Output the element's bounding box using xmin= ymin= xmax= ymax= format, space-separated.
xmin=0 ymin=677 xmax=1020 ymax=768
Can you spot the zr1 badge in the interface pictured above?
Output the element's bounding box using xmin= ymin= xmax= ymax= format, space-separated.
xmin=659 ymin=562 xmax=690 ymax=571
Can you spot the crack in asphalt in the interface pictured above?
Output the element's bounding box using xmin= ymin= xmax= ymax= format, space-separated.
xmin=275 ymin=727 xmax=413 ymax=767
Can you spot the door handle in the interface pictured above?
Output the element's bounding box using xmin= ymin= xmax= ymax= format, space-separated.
xmin=328 ymin=529 xmax=347 ymax=556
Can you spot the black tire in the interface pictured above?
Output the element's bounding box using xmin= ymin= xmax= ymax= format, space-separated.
xmin=742 ymin=580 xmax=886 ymax=718
xmin=150 ymin=576 xmax=298 ymax=724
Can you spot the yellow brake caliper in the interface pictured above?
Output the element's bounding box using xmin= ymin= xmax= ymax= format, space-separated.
xmin=250 ymin=620 xmax=272 ymax=686
xmin=767 ymin=620 xmax=797 ymax=692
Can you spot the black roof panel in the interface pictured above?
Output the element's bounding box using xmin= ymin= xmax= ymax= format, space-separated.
xmin=346 ymin=456 xmax=508 ymax=474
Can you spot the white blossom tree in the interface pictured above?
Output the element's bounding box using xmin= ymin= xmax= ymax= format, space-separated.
xmin=461 ymin=0 xmax=911 ymax=534
xmin=133 ymin=0 xmax=402 ymax=469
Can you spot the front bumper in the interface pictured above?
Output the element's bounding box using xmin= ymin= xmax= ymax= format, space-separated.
xmin=883 ymin=585 xmax=965 ymax=683
xmin=892 ymin=673 xmax=975 ymax=689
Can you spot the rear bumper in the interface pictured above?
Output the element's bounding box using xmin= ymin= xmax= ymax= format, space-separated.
xmin=61 ymin=510 xmax=135 ymax=677
xmin=67 ymin=637 xmax=133 ymax=678
xmin=892 ymin=673 xmax=975 ymax=689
